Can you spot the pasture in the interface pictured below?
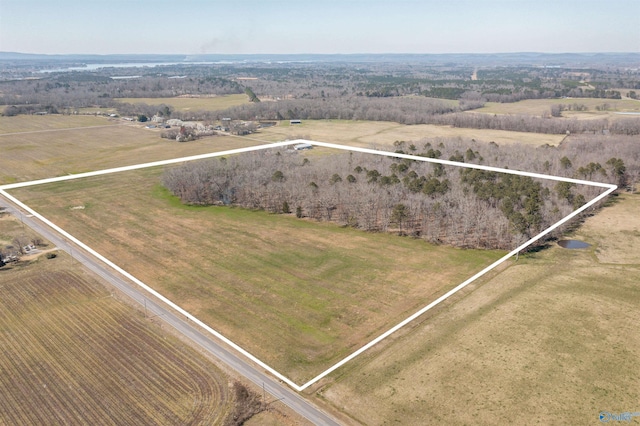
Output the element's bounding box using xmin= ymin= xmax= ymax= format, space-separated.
xmin=258 ymin=119 xmax=565 ymax=147
xmin=114 ymin=94 xmax=250 ymax=111
xmin=0 ymin=216 xmax=233 ymax=425
xmin=473 ymin=97 xmax=640 ymax=118
xmin=0 ymin=115 xmax=264 ymax=184
xmin=320 ymin=193 xmax=640 ymax=425
xmin=10 ymin=164 xmax=505 ymax=383
xmin=0 ymin=114 xmax=564 ymax=185
xmin=0 ymin=114 xmax=109 ymax=134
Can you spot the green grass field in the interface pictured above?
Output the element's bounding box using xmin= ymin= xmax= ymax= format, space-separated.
xmin=10 ymin=164 xmax=504 ymax=383
xmin=114 ymin=94 xmax=250 ymax=111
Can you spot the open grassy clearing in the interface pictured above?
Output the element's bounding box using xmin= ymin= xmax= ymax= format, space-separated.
xmin=579 ymin=193 xmax=640 ymax=264
xmin=0 ymin=114 xmax=111 ymax=134
xmin=320 ymin=193 xmax=640 ymax=425
xmin=0 ymin=227 xmax=233 ymax=424
xmin=472 ymin=97 xmax=640 ymax=118
xmin=0 ymin=116 xmax=264 ymax=184
xmin=115 ymin=94 xmax=250 ymax=111
xmin=258 ymin=119 xmax=564 ymax=147
xmin=10 ymin=164 xmax=504 ymax=383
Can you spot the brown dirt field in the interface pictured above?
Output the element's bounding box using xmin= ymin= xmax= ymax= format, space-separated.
xmin=318 ymin=193 xmax=640 ymax=425
xmin=258 ymin=119 xmax=564 ymax=147
xmin=0 ymin=116 xmax=265 ymax=184
xmin=10 ymin=166 xmax=503 ymax=383
xmin=0 ymin=260 xmax=233 ymax=425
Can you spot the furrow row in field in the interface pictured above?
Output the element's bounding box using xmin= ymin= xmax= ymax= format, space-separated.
xmin=0 ymin=285 xmax=150 ymax=423
xmin=0 ymin=270 xmax=228 ymax=425
xmin=49 ymin=297 xmax=211 ymax=423
xmin=0 ymin=271 xmax=107 ymax=320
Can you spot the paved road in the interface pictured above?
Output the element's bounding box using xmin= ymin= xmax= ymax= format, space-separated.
xmin=0 ymin=195 xmax=342 ymax=426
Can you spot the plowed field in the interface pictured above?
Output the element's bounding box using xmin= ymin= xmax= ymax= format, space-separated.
xmin=0 ymin=267 xmax=231 ymax=425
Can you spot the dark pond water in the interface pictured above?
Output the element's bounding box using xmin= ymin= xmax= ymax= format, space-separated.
xmin=558 ymin=239 xmax=591 ymax=249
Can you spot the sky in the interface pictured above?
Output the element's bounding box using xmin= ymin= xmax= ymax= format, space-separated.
xmin=0 ymin=0 xmax=638 ymax=55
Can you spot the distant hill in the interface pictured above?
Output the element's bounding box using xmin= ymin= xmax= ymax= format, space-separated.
xmin=1 ymin=51 xmax=639 ymax=66
xmin=0 ymin=52 xmax=187 ymax=63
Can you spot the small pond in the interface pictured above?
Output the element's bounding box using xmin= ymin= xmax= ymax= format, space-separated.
xmin=558 ymin=239 xmax=591 ymax=249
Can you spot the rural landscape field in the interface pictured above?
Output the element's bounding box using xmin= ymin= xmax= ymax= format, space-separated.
xmin=1 ymin=48 xmax=639 ymax=425
xmin=10 ymin=165 xmax=505 ymax=382
xmin=0 ymin=114 xmax=265 ymax=184
xmin=319 ymin=193 xmax=640 ymax=424
xmin=0 ymin=213 xmax=236 ymax=425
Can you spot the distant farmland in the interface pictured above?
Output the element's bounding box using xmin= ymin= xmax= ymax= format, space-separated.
xmin=0 ymin=115 xmax=264 ymax=184
xmin=115 ymin=94 xmax=250 ymax=111
xmin=257 ymin=119 xmax=565 ymax=147
xmin=0 ymin=114 xmax=109 ymax=133
xmin=0 ymin=264 xmax=232 ymax=425
xmin=473 ymin=97 xmax=640 ymax=117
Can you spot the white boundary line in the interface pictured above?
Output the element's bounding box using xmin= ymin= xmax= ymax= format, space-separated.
xmin=0 ymin=139 xmax=617 ymax=392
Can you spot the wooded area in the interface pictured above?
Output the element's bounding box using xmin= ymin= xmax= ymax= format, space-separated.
xmin=163 ymin=135 xmax=637 ymax=250
xmin=3 ymin=57 xmax=638 ymax=137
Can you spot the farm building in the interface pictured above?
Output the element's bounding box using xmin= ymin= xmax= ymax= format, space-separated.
xmin=290 ymin=119 xmax=302 ymax=124
xmin=294 ymin=143 xmax=313 ymax=150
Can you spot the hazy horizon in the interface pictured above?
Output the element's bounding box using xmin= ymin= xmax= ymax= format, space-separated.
xmin=2 ymin=51 xmax=639 ymax=57
xmin=1 ymin=0 xmax=639 ymax=56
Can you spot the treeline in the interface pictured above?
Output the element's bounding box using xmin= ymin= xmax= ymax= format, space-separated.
xmin=0 ymin=74 xmax=243 ymax=112
xmin=207 ymin=98 xmax=639 ymax=135
xmin=425 ymin=112 xmax=640 ymax=135
xmin=162 ymin=150 xmax=534 ymax=249
xmin=162 ymin=135 xmax=636 ymax=251
xmin=212 ymin=96 xmax=457 ymax=123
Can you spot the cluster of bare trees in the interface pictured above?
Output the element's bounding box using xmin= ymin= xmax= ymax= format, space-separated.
xmin=0 ymin=234 xmax=43 ymax=266
xmin=0 ymin=74 xmax=243 ymax=113
xmin=205 ymin=96 xmax=639 ymax=135
xmin=162 ymin=149 xmax=516 ymax=249
xmin=424 ymin=112 xmax=640 ymax=135
xmin=163 ymin=134 xmax=635 ymax=250
xmin=213 ymin=96 xmax=457 ymax=123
